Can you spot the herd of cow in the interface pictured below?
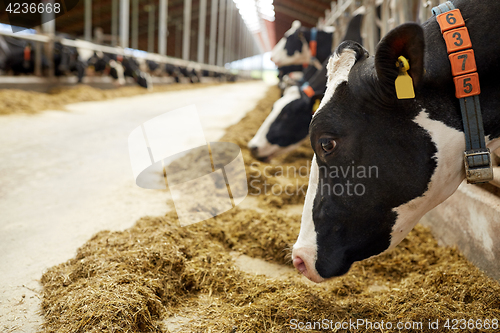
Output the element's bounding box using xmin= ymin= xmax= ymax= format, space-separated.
xmin=0 ymin=35 xmax=227 ymax=89
xmin=250 ymin=0 xmax=500 ymax=283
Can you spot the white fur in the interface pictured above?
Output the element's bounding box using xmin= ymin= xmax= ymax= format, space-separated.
xmin=314 ymin=49 xmax=358 ymax=118
xmin=271 ymin=39 xmax=311 ymax=68
xmin=109 ymin=59 xmax=126 ymax=85
xmin=295 ymin=154 xmax=319 ymax=250
xmin=292 ymin=154 xmax=323 ymax=282
xmin=248 ymin=86 xmax=302 ymax=158
xmin=270 ymin=21 xmax=311 ymax=67
xmin=292 ymin=48 xmax=359 ymax=281
xmin=294 ymin=49 xmax=360 ymax=247
xmin=145 ymin=72 xmax=153 ymax=91
xmin=389 ymin=110 xmax=466 ymax=248
xmin=352 ymin=6 xmax=366 ymax=16
xmin=77 ymin=48 xmax=94 ymax=62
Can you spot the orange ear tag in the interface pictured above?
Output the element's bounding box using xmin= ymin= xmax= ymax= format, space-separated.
xmin=395 ymin=56 xmax=415 ymax=99
xmin=302 ymin=85 xmax=315 ymax=98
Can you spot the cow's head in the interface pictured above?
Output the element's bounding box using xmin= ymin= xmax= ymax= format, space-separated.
xmin=292 ymin=23 xmax=467 ymax=282
xmin=271 ymin=21 xmax=311 ymax=67
xmin=135 ymin=70 xmax=152 ymax=89
xmin=248 ymin=85 xmax=319 ymax=162
xmin=108 ymin=59 xmax=126 ymax=85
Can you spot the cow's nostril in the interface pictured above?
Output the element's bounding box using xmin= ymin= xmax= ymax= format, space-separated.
xmin=293 ymin=257 xmax=307 ymax=274
xmin=249 ymin=146 xmax=259 ymax=158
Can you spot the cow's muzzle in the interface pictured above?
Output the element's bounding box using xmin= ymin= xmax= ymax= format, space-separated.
xmin=292 ymin=247 xmax=324 ymax=283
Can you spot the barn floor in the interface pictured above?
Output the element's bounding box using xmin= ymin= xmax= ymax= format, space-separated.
xmin=0 ymin=81 xmax=271 ymax=332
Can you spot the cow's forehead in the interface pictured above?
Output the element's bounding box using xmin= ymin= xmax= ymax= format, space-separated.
xmin=313 ymin=48 xmax=358 ymax=118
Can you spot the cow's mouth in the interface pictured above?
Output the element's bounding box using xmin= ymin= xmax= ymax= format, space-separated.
xmin=249 ymin=147 xmax=276 ymax=163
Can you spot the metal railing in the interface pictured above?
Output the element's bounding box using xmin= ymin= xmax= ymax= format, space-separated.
xmin=319 ymin=0 xmax=442 ymax=55
xmin=0 ymin=28 xmax=231 ymax=78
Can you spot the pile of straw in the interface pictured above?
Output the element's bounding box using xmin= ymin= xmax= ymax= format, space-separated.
xmin=41 ymin=86 xmax=500 ymax=332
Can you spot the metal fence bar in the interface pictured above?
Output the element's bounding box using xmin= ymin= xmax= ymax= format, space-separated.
xmin=147 ymin=4 xmax=155 ymax=53
xmin=182 ymin=0 xmax=192 ymax=60
xmin=0 ymin=30 xmax=229 ymax=74
xmin=217 ymin=0 xmax=225 ymax=66
xmin=159 ymin=0 xmax=168 ymax=56
xmin=42 ymin=1 xmax=55 ymax=77
xmin=119 ymin=0 xmax=130 ymax=48
xmin=131 ymin=0 xmax=139 ymax=49
xmin=224 ymin=0 xmax=232 ymax=64
xmin=85 ymin=0 xmax=92 ymax=41
xmin=111 ymin=0 xmax=118 ymax=46
xmin=208 ymin=0 xmax=218 ymax=65
xmin=197 ymin=0 xmax=207 ymax=63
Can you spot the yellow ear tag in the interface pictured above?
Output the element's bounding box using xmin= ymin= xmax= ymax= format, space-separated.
xmin=312 ymin=99 xmax=321 ymax=114
xmin=395 ymin=56 xmax=415 ymax=99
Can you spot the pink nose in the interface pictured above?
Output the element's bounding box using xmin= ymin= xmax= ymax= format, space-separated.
xmin=292 ymin=248 xmax=325 ymax=283
xmin=293 ymin=257 xmax=307 ymax=274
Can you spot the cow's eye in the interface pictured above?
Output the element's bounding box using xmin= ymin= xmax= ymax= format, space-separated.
xmin=319 ymin=138 xmax=337 ymax=154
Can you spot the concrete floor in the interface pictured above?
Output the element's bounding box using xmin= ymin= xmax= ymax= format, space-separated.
xmin=0 ymin=81 xmax=270 ymax=332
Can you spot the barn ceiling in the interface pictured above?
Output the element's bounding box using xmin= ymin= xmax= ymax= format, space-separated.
xmin=274 ymin=0 xmax=333 ymax=40
xmin=0 ymin=0 xmax=336 ymax=58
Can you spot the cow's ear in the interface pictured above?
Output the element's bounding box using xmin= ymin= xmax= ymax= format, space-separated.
xmin=374 ymin=23 xmax=425 ymax=95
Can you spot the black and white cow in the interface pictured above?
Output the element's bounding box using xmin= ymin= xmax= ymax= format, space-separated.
xmin=248 ymin=13 xmax=365 ymax=162
xmin=248 ymin=62 xmax=326 ymax=162
xmin=292 ymin=0 xmax=500 ymax=282
xmin=277 ymin=64 xmax=306 ymax=92
xmin=0 ymin=36 xmax=86 ymax=81
xmin=119 ymin=56 xmax=152 ymax=89
xmin=1 ymin=37 xmax=41 ymax=75
xmin=271 ymin=21 xmax=333 ymax=68
xmin=53 ymin=41 xmax=86 ymax=83
xmin=83 ymin=50 xmax=126 ymax=85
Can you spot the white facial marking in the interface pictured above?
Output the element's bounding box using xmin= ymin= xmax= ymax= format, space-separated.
xmin=314 ymin=49 xmax=358 ymax=118
xmin=109 ymin=60 xmax=126 ymax=85
xmin=270 ymin=38 xmax=287 ymax=63
xmin=77 ymin=48 xmax=94 ymax=62
xmin=295 ymin=154 xmax=319 ymax=250
xmin=389 ymin=110 xmax=466 ymax=248
xmin=248 ymin=86 xmax=302 ymax=158
xmin=352 ymin=5 xmax=366 ymax=16
xmin=270 ymin=21 xmax=309 ymax=67
xmin=145 ymin=72 xmax=153 ymax=91
xmin=291 ymin=48 xmax=359 ymax=280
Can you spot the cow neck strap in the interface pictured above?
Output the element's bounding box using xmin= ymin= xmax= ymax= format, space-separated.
xmin=301 ymin=82 xmax=315 ymax=99
xmin=432 ymin=1 xmax=493 ymax=184
xmin=309 ymin=28 xmax=318 ymax=57
xmin=303 ymin=28 xmax=322 ymax=70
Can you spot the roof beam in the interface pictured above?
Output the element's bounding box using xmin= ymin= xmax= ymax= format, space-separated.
xmin=274 ymin=4 xmax=318 ymax=25
xmin=275 ymin=0 xmax=326 ymax=19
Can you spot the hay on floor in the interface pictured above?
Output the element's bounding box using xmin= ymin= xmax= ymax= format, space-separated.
xmin=41 ymin=86 xmax=500 ymax=333
xmin=0 ymin=82 xmax=225 ymax=115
